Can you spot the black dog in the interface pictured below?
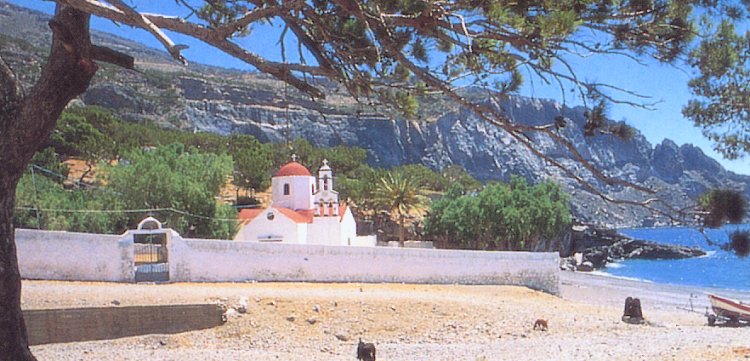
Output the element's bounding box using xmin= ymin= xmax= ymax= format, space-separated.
xmin=357 ymin=338 xmax=376 ymax=361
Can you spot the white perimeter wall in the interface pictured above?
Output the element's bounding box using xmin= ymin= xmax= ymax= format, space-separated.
xmin=16 ymin=229 xmax=559 ymax=294
xmin=173 ymin=238 xmax=559 ymax=294
xmin=16 ymin=229 xmax=133 ymax=282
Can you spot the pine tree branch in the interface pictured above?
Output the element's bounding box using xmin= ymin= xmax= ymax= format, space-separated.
xmin=214 ymin=1 xmax=304 ymax=39
xmin=104 ymin=0 xmax=187 ymax=65
xmin=91 ymin=45 xmax=134 ymax=69
xmin=330 ymin=0 xmax=669 ymax=215
xmin=54 ymin=0 xmax=331 ymax=99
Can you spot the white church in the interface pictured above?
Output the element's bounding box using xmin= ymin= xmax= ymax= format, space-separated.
xmin=234 ymin=158 xmax=375 ymax=246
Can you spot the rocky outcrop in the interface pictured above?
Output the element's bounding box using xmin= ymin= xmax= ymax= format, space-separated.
xmin=559 ymin=224 xmax=705 ymax=271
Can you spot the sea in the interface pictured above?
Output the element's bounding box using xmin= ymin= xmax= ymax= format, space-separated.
xmin=603 ymin=224 xmax=750 ymax=291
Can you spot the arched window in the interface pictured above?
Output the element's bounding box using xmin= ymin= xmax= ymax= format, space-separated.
xmin=311 ymin=184 xmax=315 ymax=194
xmin=283 ymin=183 xmax=290 ymax=195
xmin=323 ymin=175 xmax=329 ymax=190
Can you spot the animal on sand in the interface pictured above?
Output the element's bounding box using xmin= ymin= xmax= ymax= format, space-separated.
xmin=357 ymin=338 xmax=376 ymax=361
xmin=533 ymin=318 xmax=548 ymax=331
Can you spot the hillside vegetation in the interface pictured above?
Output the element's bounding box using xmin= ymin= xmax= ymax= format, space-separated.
xmin=15 ymin=106 xmax=570 ymax=249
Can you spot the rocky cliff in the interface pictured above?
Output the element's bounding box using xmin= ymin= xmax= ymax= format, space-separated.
xmin=3 ymin=1 xmax=749 ymax=228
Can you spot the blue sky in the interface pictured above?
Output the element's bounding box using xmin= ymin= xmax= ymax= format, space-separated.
xmin=12 ymin=0 xmax=750 ymax=175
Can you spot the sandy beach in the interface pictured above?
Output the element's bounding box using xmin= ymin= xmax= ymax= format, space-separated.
xmin=23 ymin=272 xmax=750 ymax=360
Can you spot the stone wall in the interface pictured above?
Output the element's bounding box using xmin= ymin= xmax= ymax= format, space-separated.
xmin=24 ymin=304 xmax=225 ymax=345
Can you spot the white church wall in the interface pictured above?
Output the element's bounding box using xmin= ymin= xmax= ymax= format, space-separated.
xmin=339 ymin=209 xmax=357 ymax=245
xmin=296 ymin=222 xmax=308 ymax=244
xmin=16 ymin=229 xmax=133 ymax=282
xmin=234 ymin=208 xmax=302 ymax=243
xmin=307 ymin=217 xmax=341 ymax=246
xmin=271 ymin=176 xmax=315 ymax=210
xmin=170 ymin=236 xmax=560 ymax=294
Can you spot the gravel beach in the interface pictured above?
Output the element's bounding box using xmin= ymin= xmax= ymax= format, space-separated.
xmin=23 ymin=272 xmax=750 ymax=360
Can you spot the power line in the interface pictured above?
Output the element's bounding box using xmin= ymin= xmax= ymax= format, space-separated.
xmin=27 ymin=164 xmax=121 ymax=195
xmin=22 ymin=165 xmax=241 ymax=222
xmin=14 ymin=206 xmax=239 ymax=222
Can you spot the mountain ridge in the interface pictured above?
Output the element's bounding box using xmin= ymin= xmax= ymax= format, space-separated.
xmin=2 ymin=1 xmax=748 ymax=228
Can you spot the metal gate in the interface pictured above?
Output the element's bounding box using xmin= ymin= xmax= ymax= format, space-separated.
xmin=134 ymin=233 xmax=169 ymax=282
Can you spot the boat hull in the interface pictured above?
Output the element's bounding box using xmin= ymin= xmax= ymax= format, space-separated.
xmin=708 ymin=294 xmax=750 ymax=321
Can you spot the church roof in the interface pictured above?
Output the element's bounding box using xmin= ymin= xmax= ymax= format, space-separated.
xmin=277 ymin=208 xmax=315 ymax=223
xmin=338 ymin=204 xmax=348 ymax=221
xmin=274 ymin=161 xmax=311 ymax=177
xmin=238 ymin=208 xmax=263 ymax=224
xmin=238 ymin=206 xmax=315 ymax=224
xmin=238 ymin=205 xmax=348 ymax=224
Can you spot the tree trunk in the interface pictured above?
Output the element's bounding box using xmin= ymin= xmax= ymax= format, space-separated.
xmin=0 ymin=174 xmax=35 ymax=360
xmin=0 ymin=6 xmax=97 ymax=359
xmin=78 ymin=161 xmax=93 ymax=185
xmin=398 ymin=214 xmax=405 ymax=247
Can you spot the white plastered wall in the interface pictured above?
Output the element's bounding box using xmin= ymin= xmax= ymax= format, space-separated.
xmin=16 ymin=229 xmax=133 ymax=282
xmin=339 ymin=208 xmax=357 ymax=245
xmin=271 ymin=175 xmax=315 ymax=210
xmin=169 ymin=235 xmax=560 ymax=294
xmin=233 ymin=207 xmax=303 ymax=243
xmin=307 ymin=217 xmax=341 ymax=246
xmin=16 ymin=228 xmax=560 ymax=295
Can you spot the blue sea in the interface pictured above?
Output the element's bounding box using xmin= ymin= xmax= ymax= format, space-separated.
xmin=605 ymin=224 xmax=750 ymax=290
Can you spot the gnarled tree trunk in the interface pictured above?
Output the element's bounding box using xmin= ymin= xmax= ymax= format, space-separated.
xmin=0 ymin=5 xmax=98 ymax=359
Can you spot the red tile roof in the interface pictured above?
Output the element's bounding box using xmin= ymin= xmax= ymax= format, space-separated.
xmin=238 ymin=208 xmax=263 ymax=224
xmin=339 ymin=203 xmax=347 ymax=221
xmin=237 ymin=207 xmax=315 ymax=224
xmin=274 ymin=162 xmax=311 ymax=177
xmin=277 ymin=208 xmax=314 ymax=224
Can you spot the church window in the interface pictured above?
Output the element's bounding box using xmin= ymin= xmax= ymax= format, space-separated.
xmin=323 ymin=175 xmax=329 ymax=190
xmin=283 ymin=183 xmax=290 ymax=195
xmin=312 ymin=184 xmax=315 ymax=194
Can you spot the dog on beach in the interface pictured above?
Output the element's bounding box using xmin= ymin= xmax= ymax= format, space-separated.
xmin=357 ymin=338 xmax=376 ymax=361
xmin=533 ymin=318 xmax=548 ymax=331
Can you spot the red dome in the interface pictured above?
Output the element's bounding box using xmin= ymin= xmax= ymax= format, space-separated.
xmin=274 ymin=162 xmax=311 ymax=177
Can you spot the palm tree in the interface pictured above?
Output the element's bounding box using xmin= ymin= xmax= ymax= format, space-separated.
xmin=372 ymin=172 xmax=426 ymax=247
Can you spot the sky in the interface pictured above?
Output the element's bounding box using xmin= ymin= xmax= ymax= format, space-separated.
xmin=11 ymin=0 xmax=750 ymax=175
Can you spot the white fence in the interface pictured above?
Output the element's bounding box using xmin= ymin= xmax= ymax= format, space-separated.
xmin=16 ymin=228 xmax=560 ymax=294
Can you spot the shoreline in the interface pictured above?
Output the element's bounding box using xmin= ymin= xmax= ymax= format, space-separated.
xmin=561 ymin=270 xmax=750 ymax=313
